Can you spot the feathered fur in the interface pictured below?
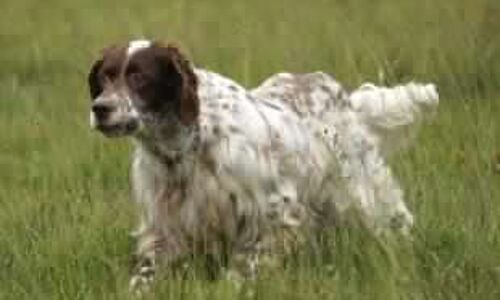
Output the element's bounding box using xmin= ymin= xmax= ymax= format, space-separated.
xmin=87 ymin=40 xmax=439 ymax=292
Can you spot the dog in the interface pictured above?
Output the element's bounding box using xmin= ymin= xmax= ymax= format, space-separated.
xmin=87 ymin=39 xmax=438 ymax=291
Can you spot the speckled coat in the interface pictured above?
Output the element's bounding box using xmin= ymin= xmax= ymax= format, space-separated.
xmin=87 ymin=41 xmax=438 ymax=291
xmin=131 ymin=68 xmax=437 ymax=272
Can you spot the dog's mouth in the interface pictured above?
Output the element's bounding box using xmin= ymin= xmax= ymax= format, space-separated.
xmin=95 ymin=121 xmax=139 ymax=138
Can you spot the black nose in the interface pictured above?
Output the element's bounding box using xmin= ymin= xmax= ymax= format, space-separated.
xmin=92 ymin=103 xmax=114 ymax=120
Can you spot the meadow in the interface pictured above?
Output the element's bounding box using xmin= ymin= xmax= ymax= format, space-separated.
xmin=0 ymin=0 xmax=499 ymax=298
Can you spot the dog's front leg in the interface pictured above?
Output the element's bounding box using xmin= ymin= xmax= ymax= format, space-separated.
xmin=129 ymin=229 xmax=159 ymax=295
xmin=226 ymin=250 xmax=260 ymax=282
xmin=129 ymin=225 xmax=188 ymax=295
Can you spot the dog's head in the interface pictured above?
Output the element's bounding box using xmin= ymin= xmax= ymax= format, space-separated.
xmin=88 ymin=40 xmax=199 ymax=137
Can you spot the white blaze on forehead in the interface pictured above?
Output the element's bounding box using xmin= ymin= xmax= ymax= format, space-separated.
xmin=127 ymin=40 xmax=152 ymax=56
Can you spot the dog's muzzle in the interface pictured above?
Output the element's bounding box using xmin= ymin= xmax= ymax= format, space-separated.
xmin=90 ymin=94 xmax=140 ymax=137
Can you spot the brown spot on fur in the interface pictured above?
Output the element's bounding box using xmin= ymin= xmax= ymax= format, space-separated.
xmin=229 ymin=192 xmax=237 ymax=203
xmin=319 ymin=84 xmax=330 ymax=93
xmin=208 ymin=113 xmax=222 ymax=122
xmin=212 ymin=125 xmax=221 ymax=136
xmin=262 ymin=100 xmax=283 ymax=111
xmin=228 ymin=125 xmax=242 ymax=134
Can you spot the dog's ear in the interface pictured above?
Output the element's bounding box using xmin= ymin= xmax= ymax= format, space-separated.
xmin=153 ymin=43 xmax=199 ymax=126
xmin=88 ymin=58 xmax=103 ymax=100
xmin=88 ymin=45 xmax=124 ymax=100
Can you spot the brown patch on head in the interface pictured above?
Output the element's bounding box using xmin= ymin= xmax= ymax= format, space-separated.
xmin=88 ymin=42 xmax=199 ymax=126
xmin=88 ymin=58 xmax=103 ymax=99
xmin=127 ymin=43 xmax=199 ymax=125
xmin=87 ymin=45 xmax=127 ymax=100
xmin=159 ymin=44 xmax=199 ymax=126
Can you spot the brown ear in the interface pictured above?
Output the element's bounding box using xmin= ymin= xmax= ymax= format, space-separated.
xmin=87 ymin=45 xmax=121 ymax=100
xmin=88 ymin=58 xmax=103 ymax=100
xmin=156 ymin=43 xmax=199 ymax=126
xmin=88 ymin=45 xmax=125 ymax=99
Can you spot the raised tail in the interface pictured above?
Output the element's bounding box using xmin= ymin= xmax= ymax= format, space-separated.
xmin=349 ymin=82 xmax=439 ymax=156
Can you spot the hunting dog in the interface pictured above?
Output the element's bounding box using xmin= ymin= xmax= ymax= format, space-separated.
xmin=87 ymin=40 xmax=438 ymax=291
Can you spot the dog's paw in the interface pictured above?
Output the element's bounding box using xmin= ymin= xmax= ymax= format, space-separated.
xmin=129 ymin=264 xmax=155 ymax=297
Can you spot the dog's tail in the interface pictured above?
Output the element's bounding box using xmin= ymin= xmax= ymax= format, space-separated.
xmin=349 ymin=82 xmax=439 ymax=156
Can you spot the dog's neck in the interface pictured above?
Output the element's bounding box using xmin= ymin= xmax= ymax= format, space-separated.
xmin=134 ymin=117 xmax=199 ymax=169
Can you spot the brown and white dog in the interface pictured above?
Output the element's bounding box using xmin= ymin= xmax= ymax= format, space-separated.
xmin=88 ymin=40 xmax=438 ymax=291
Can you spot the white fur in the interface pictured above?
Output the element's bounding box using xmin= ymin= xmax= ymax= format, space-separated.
xmin=127 ymin=39 xmax=152 ymax=56
xmin=349 ymin=82 xmax=439 ymax=155
xmin=132 ymin=69 xmax=438 ymax=247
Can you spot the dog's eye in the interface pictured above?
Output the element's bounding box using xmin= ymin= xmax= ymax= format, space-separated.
xmin=127 ymin=70 xmax=148 ymax=89
xmin=125 ymin=64 xmax=146 ymax=89
xmin=102 ymin=67 xmax=119 ymax=82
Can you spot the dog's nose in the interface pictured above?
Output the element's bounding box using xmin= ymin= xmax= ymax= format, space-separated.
xmin=92 ymin=103 xmax=114 ymax=120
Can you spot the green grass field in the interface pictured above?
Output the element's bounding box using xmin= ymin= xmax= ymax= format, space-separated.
xmin=1 ymin=0 xmax=499 ymax=299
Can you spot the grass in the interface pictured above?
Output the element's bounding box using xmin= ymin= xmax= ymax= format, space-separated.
xmin=0 ymin=0 xmax=499 ymax=299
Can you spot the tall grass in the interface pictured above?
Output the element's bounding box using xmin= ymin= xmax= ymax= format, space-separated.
xmin=0 ymin=0 xmax=499 ymax=299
